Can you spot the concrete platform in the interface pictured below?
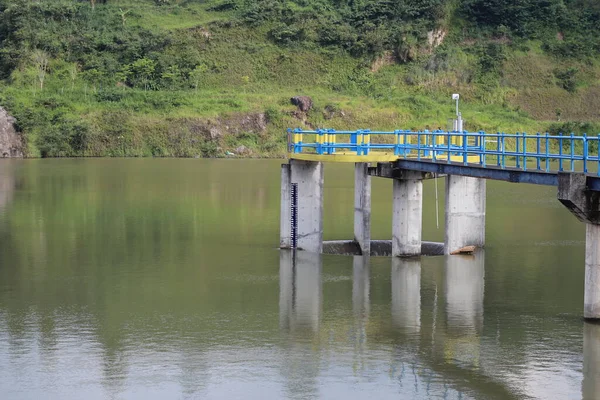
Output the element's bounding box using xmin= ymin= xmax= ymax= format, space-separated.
xmin=322 ymin=240 xmax=444 ymax=257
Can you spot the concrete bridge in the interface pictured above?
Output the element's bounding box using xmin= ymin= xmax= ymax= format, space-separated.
xmin=279 ymin=128 xmax=600 ymax=320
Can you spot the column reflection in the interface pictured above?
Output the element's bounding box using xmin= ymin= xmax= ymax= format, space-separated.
xmin=0 ymin=161 xmax=15 ymax=213
xmin=444 ymin=250 xmax=485 ymax=367
xmin=391 ymin=257 xmax=421 ymax=334
xmin=583 ymin=323 xmax=600 ymax=400
xmin=279 ymin=250 xmax=322 ymax=332
xmin=278 ymin=250 xmax=322 ymax=400
xmin=352 ymin=255 xmax=370 ymax=318
xmin=352 ymin=255 xmax=370 ymax=364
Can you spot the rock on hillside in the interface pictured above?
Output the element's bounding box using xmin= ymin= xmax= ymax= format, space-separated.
xmin=0 ymin=107 xmax=23 ymax=157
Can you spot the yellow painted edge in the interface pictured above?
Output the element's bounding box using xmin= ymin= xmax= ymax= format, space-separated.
xmin=289 ymin=152 xmax=400 ymax=163
xmin=448 ymin=155 xmax=481 ymax=163
xmin=289 ymin=152 xmax=482 ymax=164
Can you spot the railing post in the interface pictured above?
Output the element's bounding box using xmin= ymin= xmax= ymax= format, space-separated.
xmin=516 ymin=133 xmax=521 ymax=169
xmin=417 ymin=131 xmax=421 ymax=161
xmin=496 ymin=133 xmax=501 ymax=167
xmin=351 ymin=129 xmax=358 ymax=154
xmin=536 ymin=132 xmax=541 ymax=170
xmin=597 ymin=134 xmax=600 ymax=177
xmin=571 ymin=132 xmax=575 ymax=172
xmin=463 ymin=130 xmax=468 ymax=165
xmin=501 ymin=133 xmax=506 ymax=168
xmin=294 ymin=128 xmax=303 ymax=153
xmin=523 ymin=132 xmax=527 ymax=171
xmin=545 ymin=132 xmax=550 ymax=172
xmin=363 ymin=129 xmax=371 ymax=156
xmin=328 ymin=129 xmax=336 ymax=155
xmin=316 ymin=129 xmax=323 ymax=155
xmin=432 ymin=130 xmax=438 ymax=162
xmin=559 ymin=135 xmax=564 ymax=171
xmin=480 ymin=131 xmax=485 ymax=166
xmin=447 ymin=130 xmax=451 ymax=163
xmin=584 ymin=133 xmax=588 ymax=173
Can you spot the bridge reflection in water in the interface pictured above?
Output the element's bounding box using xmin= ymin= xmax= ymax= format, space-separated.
xmin=278 ymin=250 xmax=600 ymax=399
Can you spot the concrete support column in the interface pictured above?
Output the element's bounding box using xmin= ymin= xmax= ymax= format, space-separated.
xmin=354 ymin=163 xmax=371 ymax=255
xmin=391 ymin=257 xmax=421 ymax=332
xmin=290 ymin=160 xmax=324 ymax=253
xmin=585 ymin=224 xmax=600 ymax=319
xmin=392 ymin=173 xmax=423 ymax=257
xmin=280 ymin=164 xmax=292 ymax=249
xmin=445 ymin=176 xmax=486 ymax=255
xmin=558 ymin=173 xmax=600 ymax=320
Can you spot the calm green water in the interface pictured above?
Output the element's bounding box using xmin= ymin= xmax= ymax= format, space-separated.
xmin=0 ymin=158 xmax=596 ymax=399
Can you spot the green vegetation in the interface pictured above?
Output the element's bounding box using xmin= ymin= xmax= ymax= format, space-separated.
xmin=0 ymin=0 xmax=599 ymax=157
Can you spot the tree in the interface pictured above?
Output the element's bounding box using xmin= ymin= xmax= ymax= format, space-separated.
xmin=69 ymin=63 xmax=79 ymax=90
xmin=32 ymin=49 xmax=49 ymax=90
xmin=189 ymin=64 xmax=208 ymax=91
xmin=82 ymin=68 xmax=102 ymax=92
xmin=130 ymin=58 xmax=156 ymax=91
xmin=90 ymin=0 xmax=108 ymax=10
xmin=118 ymin=8 xmax=131 ymax=26
xmin=161 ymin=65 xmax=181 ymax=90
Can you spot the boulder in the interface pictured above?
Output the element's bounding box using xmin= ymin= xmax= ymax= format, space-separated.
xmin=235 ymin=145 xmax=251 ymax=155
xmin=290 ymin=96 xmax=313 ymax=112
xmin=0 ymin=107 xmax=23 ymax=158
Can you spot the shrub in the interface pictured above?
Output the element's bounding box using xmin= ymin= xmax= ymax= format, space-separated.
xmin=553 ymin=68 xmax=578 ymax=93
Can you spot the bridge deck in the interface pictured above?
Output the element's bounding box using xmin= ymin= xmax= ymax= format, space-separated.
xmin=287 ymin=128 xmax=600 ymax=178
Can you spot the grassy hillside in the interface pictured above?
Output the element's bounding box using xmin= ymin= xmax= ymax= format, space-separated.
xmin=0 ymin=0 xmax=599 ymax=157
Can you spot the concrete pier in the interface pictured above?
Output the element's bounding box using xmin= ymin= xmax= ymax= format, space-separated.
xmin=558 ymin=173 xmax=600 ymax=320
xmin=280 ymin=164 xmax=292 ymax=249
xmin=354 ymin=163 xmax=371 ymax=255
xmin=289 ymin=160 xmax=324 ymax=253
xmin=445 ymin=176 xmax=486 ymax=255
xmin=391 ymin=257 xmax=421 ymax=332
xmin=392 ymin=172 xmax=424 ymax=257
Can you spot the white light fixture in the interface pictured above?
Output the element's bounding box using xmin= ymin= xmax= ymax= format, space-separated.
xmin=452 ymin=93 xmax=460 ymax=117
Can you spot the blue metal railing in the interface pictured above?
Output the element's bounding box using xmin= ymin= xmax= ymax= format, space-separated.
xmin=287 ymin=128 xmax=600 ymax=175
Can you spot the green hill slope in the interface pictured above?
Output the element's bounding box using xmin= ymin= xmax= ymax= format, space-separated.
xmin=0 ymin=0 xmax=599 ymax=157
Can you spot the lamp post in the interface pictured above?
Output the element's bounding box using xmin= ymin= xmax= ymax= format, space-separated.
xmin=452 ymin=93 xmax=462 ymax=132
